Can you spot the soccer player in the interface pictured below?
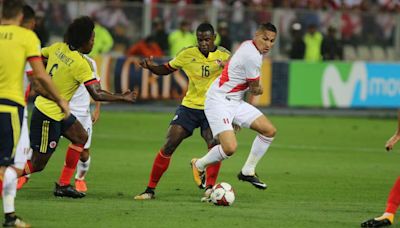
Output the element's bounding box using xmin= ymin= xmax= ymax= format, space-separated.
xmin=18 ymin=59 xmax=101 ymax=193
xmin=134 ymin=23 xmax=231 ymax=200
xmin=361 ymin=111 xmax=400 ymax=227
xmin=0 ymin=0 xmax=68 ymax=226
xmin=69 ymin=58 xmax=101 ymax=193
xmin=191 ymin=23 xmax=277 ymax=190
xmin=24 ymin=16 xmax=136 ymax=199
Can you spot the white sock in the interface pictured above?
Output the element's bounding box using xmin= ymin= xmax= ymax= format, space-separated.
xmin=195 ymin=145 xmax=228 ymax=171
xmin=241 ymin=134 xmax=273 ymax=176
xmin=3 ymin=167 xmax=17 ymax=214
xmin=75 ymin=156 xmax=91 ymax=180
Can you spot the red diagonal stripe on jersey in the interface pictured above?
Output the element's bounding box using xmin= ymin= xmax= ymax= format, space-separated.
xmin=228 ymin=83 xmax=248 ymax=93
xmin=219 ymin=62 xmax=230 ymax=87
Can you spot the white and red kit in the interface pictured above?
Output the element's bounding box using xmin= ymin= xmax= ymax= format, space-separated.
xmin=205 ymin=40 xmax=264 ymax=137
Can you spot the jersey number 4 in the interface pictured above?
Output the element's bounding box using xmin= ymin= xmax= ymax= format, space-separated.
xmin=201 ymin=65 xmax=210 ymax=77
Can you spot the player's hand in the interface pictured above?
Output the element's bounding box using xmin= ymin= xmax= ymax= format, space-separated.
xmin=122 ymin=89 xmax=138 ymax=103
xmin=252 ymin=85 xmax=263 ymax=96
xmin=216 ymin=59 xmax=228 ymax=68
xmin=91 ymin=108 xmax=100 ymax=125
xmin=58 ymin=99 xmax=70 ymax=119
xmin=385 ymin=134 xmax=400 ymax=151
xmin=139 ymin=56 xmax=155 ymax=69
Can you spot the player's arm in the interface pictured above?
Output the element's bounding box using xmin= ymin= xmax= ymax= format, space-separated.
xmin=139 ymin=56 xmax=175 ymax=75
xmin=29 ymin=59 xmax=70 ymax=117
xmin=91 ymin=101 xmax=101 ymax=124
xmin=248 ymin=79 xmax=263 ymax=96
xmin=85 ymin=80 xmax=137 ymax=103
xmin=385 ymin=110 xmax=400 ymax=151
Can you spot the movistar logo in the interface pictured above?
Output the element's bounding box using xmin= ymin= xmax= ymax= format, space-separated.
xmin=321 ymin=62 xmax=367 ymax=107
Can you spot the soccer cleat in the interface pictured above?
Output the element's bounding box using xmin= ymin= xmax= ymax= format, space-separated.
xmin=134 ymin=189 xmax=155 ymax=200
xmin=74 ymin=179 xmax=87 ymax=193
xmin=237 ymin=172 xmax=267 ymax=190
xmin=200 ymin=186 xmax=213 ymax=202
xmin=361 ymin=215 xmax=394 ymax=227
xmin=3 ymin=216 xmax=31 ymax=228
xmin=190 ymin=159 xmax=205 ymax=188
xmin=53 ymin=183 xmax=86 ymax=198
xmin=16 ymin=176 xmax=29 ymax=190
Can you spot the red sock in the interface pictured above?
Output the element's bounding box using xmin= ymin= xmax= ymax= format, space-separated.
xmin=206 ymin=161 xmax=221 ymax=188
xmin=386 ymin=177 xmax=400 ymax=213
xmin=22 ymin=160 xmax=34 ymax=176
xmin=147 ymin=150 xmax=171 ymax=189
xmin=58 ymin=144 xmax=83 ymax=186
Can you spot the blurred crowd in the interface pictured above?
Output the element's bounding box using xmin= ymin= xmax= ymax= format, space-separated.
xmin=23 ymin=0 xmax=399 ymax=60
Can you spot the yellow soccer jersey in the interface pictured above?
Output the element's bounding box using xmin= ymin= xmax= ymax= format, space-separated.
xmin=0 ymin=25 xmax=41 ymax=106
xmin=168 ymin=46 xmax=230 ymax=109
xmin=35 ymin=42 xmax=97 ymax=121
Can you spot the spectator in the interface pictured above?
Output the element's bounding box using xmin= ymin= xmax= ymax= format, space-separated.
xmin=126 ymin=36 xmax=164 ymax=57
xmin=152 ymin=18 xmax=169 ymax=55
xmin=321 ymin=26 xmax=343 ymax=60
xmin=217 ymin=21 xmax=232 ymax=51
xmin=168 ymin=20 xmax=196 ymax=57
xmin=289 ymin=23 xmax=305 ymax=59
xmin=89 ymin=21 xmax=114 ymax=57
xmin=303 ymin=24 xmax=323 ymax=61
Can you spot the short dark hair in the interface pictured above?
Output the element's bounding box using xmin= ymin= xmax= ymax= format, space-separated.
xmin=65 ymin=16 xmax=94 ymax=49
xmin=2 ymin=0 xmax=24 ymax=19
xmin=196 ymin=23 xmax=214 ymax=34
xmin=258 ymin=22 xmax=277 ymax=34
xmin=22 ymin=5 xmax=35 ymax=24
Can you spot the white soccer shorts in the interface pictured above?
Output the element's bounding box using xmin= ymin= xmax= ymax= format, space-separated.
xmin=205 ymin=95 xmax=263 ymax=137
xmin=14 ymin=108 xmax=31 ymax=170
xmin=75 ymin=115 xmax=93 ymax=149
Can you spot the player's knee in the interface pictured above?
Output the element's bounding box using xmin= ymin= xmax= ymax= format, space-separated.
xmin=80 ymin=150 xmax=90 ymax=161
xmin=162 ymin=144 xmax=176 ymax=157
xmin=74 ymin=132 xmax=88 ymax=145
xmin=260 ymin=125 xmax=277 ymax=138
xmin=221 ymin=142 xmax=237 ymax=156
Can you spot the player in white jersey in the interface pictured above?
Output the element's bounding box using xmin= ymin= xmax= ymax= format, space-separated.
xmin=191 ymin=23 xmax=278 ymax=190
xmin=68 ymin=55 xmax=101 ymax=193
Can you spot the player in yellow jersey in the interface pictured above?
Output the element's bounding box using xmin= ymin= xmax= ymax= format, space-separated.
xmin=134 ymin=23 xmax=230 ymax=201
xmin=23 ymin=16 xmax=136 ymax=199
xmin=0 ymin=0 xmax=69 ymax=227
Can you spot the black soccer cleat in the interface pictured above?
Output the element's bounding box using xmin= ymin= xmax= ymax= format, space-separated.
xmin=361 ymin=218 xmax=392 ymax=227
xmin=237 ymin=172 xmax=267 ymax=190
xmin=53 ymin=182 xmax=86 ymax=198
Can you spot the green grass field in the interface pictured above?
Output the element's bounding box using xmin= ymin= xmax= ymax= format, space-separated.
xmin=14 ymin=111 xmax=400 ymax=227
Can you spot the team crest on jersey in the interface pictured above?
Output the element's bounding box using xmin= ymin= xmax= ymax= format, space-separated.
xmin=49 ymin=141 xmax=57 ymax=149
xmin=191 ymin=58 xmax=196 ymax=62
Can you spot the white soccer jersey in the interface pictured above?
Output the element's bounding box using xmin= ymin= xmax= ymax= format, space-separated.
xmin=69 ymin=55 xmax=99 ymax=116
xmin=207 ymin=40 xmax=262 ymax=101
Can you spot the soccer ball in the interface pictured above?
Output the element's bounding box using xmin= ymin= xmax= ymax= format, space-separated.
xmin=210 ymin=182 xmax=235 ymax=206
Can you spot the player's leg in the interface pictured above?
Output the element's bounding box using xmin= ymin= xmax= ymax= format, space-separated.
xmin=55 ymin=117 xmax=87 ymax=198
xmin=75 ymin=149 xmax=90 ymax=193
xmin=74 ymin=115 xmax=93 ymax=193
xmin=191 ymin=99 xmax=236 ymax=187
xmin=361 ymin=176 xmax=400 ymax=227
xmin=235 ymin=102 xmax=276 ymax=190
xmin=134 ymin=105 xmax=194 ymax=200
xmin=135 ymin=125 xmax=192 ymax=199
xmin=14 ymin=108 xmax=31 ymax=190
xmin=0 ymin=102 xmax=30 ymax=227
xmin=27 ymin=107 xmax=61 ymax=175
xmin=200 ymin=125 xmax=221 ymax=201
